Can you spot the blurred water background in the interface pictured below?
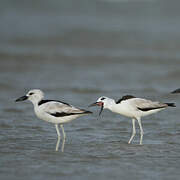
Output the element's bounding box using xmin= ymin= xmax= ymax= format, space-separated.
xmin=0 ymin=0 xmax=180 ymax=179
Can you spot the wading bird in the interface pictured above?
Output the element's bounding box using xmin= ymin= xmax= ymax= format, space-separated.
xmin=16 ymin=89 xmax=92 ymax=151
xmin=89 ymin=95 xmax=175 ymax=145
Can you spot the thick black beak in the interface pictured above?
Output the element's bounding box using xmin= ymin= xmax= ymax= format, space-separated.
xmin=15 ymin=95 xmax=28 ymax=102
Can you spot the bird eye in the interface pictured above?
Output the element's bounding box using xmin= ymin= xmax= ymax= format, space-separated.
xmin=29 ymin=92 xmax=34 ymax=95
xmin=100 ymin=97 xmax=105 ymax=100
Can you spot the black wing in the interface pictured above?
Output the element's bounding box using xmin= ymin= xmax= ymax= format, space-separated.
xmin=116 ymin=95 xmax=136 ymax=104
xmin=38 ymin=99 xmax=70 ymax=106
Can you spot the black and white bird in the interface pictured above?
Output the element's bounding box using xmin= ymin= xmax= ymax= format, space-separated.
xmin=89 ymin=95 xmax=175 ymax=145
xmin=15 ymin=89 xmax=92 ymax=151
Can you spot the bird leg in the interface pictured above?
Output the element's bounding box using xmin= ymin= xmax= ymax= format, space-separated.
xmin=137 ymin=117 xmax=144 ymax=145
xmin=55 ymin=124 xmax=61 ymax=151
xmin=128 ymin=118 xmax=136 ymax=144
xmin=56 ymin=137 xmax=60 ymax=151
xmin=60 ymin=124 xmax=66 ymax=152
xmin=55 ymin=124 xmax=61 ymax=138
xmin=61 ymin=124 xmax=66 ymax=139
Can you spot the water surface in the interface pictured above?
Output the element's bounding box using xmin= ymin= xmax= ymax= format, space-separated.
xmin=0 ymin=1 xmax=180 ymax=180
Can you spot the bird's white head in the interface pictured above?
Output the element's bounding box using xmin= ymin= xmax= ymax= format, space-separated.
xmin=96 ymin=96 xmax=112 ymax=109
xmin=15 ymin=89 xmax=44 ymax=105
xmin=89 ymin=96 xmax=115 ymax=116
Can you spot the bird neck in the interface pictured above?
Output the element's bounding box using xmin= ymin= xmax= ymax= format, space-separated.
xmin=30 ymin=98 xmax=43 ymax=107
xmin=104 ymin=98 xmax=116 ymax=110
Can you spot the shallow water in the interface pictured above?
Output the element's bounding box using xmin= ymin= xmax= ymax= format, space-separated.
xmin=0 ymin=0 xmax=180 ymax=180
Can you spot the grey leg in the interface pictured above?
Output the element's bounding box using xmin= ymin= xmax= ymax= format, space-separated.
xmin=61 ymin=124 xmax=66 ymax=139
xmin=55 ymin=124 xmax=61 ymax=137
xmin=128 ymin=118 xmax=136 ymax=144
xmin=60 ymin=124 xmax=66 ymax=152
xmin=55 ymin=124 xmax=61 ymax=151
xmin=137 ymin=117 xmax=144 ymax=145
xmin=55 ymin=137 xmax=60 ymax=151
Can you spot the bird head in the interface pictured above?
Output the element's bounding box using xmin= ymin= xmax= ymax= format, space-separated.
xmin=89 ymin=96 xmax=109 ymax=116
xmin=15 ymin=89 xmax=44 ymax=104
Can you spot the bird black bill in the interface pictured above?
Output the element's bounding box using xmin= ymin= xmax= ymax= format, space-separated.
xmin=15 ymin=95 xmax=28 ymax=102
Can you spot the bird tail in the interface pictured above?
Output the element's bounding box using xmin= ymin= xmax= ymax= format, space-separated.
xmin=165 ymin=103 xmax=176 ymax=107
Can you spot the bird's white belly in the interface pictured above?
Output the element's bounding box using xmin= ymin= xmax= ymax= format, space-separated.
xmin=111 ymin=106 xmax=137 ymax=118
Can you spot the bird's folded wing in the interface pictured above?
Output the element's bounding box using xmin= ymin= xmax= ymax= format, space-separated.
xmin=41 ymin=101 xmax=88 ymax=116
xmin=133 ymin=98 xmax=167 ymax=111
